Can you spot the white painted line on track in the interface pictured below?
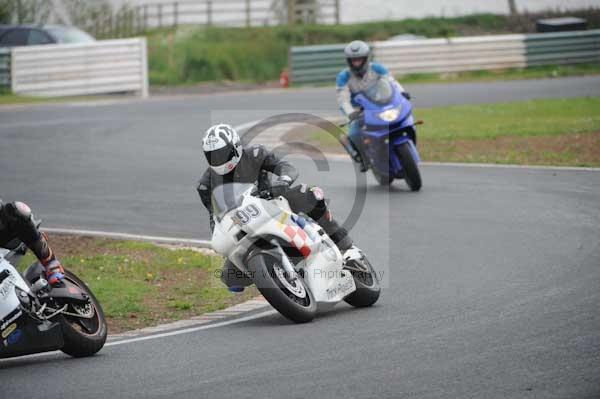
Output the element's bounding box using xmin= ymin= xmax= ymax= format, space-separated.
xmin=42 ymin=227 xmax=211 ymax=247
xmin=105 ymin=309 xmax=276 ymax=347
xmin=0 ymin=310 xmax=276 ymax=363
xmin=420 ymin=161 xmax=600 ymax=172
xmin=234 ymin=116 xmax=600 ymax=172
xmin=292 ymin=151 xmax=600 ymax=171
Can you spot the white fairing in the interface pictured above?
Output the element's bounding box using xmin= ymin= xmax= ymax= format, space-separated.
xmin=0 ymin=251 xmax=31 ymax=324
xmin=211 ymin=185 xmax=356 ymax=308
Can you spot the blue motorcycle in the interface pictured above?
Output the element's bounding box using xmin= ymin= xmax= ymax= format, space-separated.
xmin=345 ymin=79 xmax=422 ymax=191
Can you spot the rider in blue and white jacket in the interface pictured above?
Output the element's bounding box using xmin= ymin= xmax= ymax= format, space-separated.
xmin=336 ymin=40 xmax=410 ymax=172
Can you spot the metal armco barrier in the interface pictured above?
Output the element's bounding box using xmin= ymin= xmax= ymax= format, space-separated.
xmin=290 ymin=29 xmax=600 ymax=85
xmin=524 ymin=30 xmax=600 ymax=66
xmin=373 ymin=34 xmax=527 ymax=74
xmin=289 ymin=43 xmax=346 ymax=84
xmin=0 ymin=48 xmax=10 ymax=88
xmin=9 ymin=38 xmax=149 ymax=98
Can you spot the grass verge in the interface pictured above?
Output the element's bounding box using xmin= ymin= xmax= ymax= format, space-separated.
xmin=0 ymin=92 xmax=121 ymax=106
xmin=0 ymin=93 xmax=54 ymax=105
xmin=290 ymin=97 xmax=600 ymax=167
xmin=18 ymin=235 xmax=257 ymax=334
xmin=147 ymin=9 xmax=600 ymax=86
xmin=398 ymin=64 xmax=600 ymax=85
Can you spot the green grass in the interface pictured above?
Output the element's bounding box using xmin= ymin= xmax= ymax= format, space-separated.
xmin=0 ymin=92 xmax=114 ymax=106
xmin=0 ymin=93 xmax=53 ymax=105
xmin=18 ymin=236 xmax=257 ymax=333
xmin=416 ymin=97 xmax=600 ymax=140
xmin=147 ymin=9 xmax=600 ymax=86
xmin=304 ymin=97 xmax=600 ymax=167
xmin=399 ymin=64 xmax=600 ymax=85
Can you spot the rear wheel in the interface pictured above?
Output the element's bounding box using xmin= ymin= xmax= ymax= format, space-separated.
xmin=247 ymin=253 xmax=316 ymax=323
xmin=58 ymin=270 xmax=107 ymax=357
xmin=396 ymin=142 xmax=422 ymax=191
xmin=343 ymin=255 xmax=381 ymax=307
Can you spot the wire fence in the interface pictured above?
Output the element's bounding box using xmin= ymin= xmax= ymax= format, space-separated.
xmin=85 ymin=0 xmax=340 ymax=39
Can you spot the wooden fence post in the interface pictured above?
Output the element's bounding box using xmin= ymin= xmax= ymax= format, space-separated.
xmin=136 ymin=6 xmax=142 ymax=34
xmin=108 ymin=12 xmax=114 ymax=37
xmin=158 ymin=3 xmax=163 ymax=28
xmin=287 ymin=0 xmax=295 ymax=25
xmin=174 ymin=2 xmax=179 ymax=27
xmin=143 ymin=5 xmax=148 ymax=30
xmin=335 ymin=0 xmax=340 ymax=24
xmin=207 ymin=1 xmax=213 ymax=26
xmin=245 ymin=0 xmax=251 ymax=27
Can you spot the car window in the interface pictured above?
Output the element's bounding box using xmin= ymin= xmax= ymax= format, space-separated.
xmin=46 ymin=26 xmax=94 ymax=44
xmin=28 ymin=29 xmax=53 ymax=45
xmin=0 ymin=28 xmax=29 ymax=46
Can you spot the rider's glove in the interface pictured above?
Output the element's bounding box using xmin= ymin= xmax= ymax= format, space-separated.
xmin=401 ymin=92 xmax=411 ymax=100
xmin=270 ymin=175 xmax=292 ymax=198
xmin=348 ymin=110 xmax=361 ymax=121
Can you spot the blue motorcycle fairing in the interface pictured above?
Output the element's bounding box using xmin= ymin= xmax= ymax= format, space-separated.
xmin=351 ymin=82 xmax=420 ymax=178
xmin=355 ymin=88 xmax=413 ymax=131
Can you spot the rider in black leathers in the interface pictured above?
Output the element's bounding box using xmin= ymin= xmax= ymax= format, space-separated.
xmin=0 ymin=200 xmax=64 ymax=285
xmin=197 ymin=124 xmax=353 ymax=291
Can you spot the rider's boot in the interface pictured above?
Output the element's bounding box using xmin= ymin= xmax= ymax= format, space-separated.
xmin=317 ymin=217 xmax=365 ymax=269
xmin=221 ymin=260 xmax=252 ymax=293
xmin=30 ymin=233 xmax=65 ymax=286
xmin=340 ymin=134 xmax=368 ymax=172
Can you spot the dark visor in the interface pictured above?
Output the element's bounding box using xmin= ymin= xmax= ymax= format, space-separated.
xmin=205 ymin=146 xmax=234 ymax=167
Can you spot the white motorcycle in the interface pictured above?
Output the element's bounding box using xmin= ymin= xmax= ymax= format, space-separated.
xmin=0 ymin=229 xmax=106 ymax=359
xmin=211 ymin=182 xmax=380 ymax=323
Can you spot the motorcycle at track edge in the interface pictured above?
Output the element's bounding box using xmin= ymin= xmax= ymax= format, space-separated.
xmin=210 ymin=182 xmax=381 ymax=323
xmin=342 ymin=79 xmax=423 ymax=191
xmin=0 ymin=224 xmax=107 ymax=359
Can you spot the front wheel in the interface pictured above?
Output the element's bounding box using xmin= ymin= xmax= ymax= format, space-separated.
xmin=58 ymin=270 xmax=107 ymax=357
xmin=247 ymin=253 xmax=316 ymax=323
xmin=343 ymin=255 xmax=381 ymax=308
xmin=373 ymin=170 xmax=394 ymax=186
xmin=396 ymin=142 xmax=422 ymax=191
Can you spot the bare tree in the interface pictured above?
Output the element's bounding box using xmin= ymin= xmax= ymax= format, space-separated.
xmin=0 ymin=2 xmax=10 ymax=23
xmin=2 ymin=0 xmax=53 ymax=24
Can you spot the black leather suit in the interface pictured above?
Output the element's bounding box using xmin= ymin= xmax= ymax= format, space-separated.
xmin=197 ymin=145 xmax=352 ymax=288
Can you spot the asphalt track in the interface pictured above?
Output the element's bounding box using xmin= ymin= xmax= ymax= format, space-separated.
xmin=1 ymin=77 xmax=599 ymax=398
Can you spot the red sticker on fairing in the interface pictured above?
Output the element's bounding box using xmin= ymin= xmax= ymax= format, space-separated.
xmin=283 ymin=225 xmax=312 ymax=258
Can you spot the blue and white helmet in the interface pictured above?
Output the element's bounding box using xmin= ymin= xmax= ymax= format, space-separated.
xmin=202 ymin=124 xmax=243 ymax=175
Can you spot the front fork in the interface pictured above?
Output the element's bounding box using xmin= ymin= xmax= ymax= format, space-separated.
xmin=275 ymin=245 xmax=299 ymax=281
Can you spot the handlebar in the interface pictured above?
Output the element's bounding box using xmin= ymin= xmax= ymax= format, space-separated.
xmin=339 ymin=109 xmax=364 ymax=128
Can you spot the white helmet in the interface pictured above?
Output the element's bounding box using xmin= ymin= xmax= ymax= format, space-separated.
xmin=202 ymin=124 xmax=243 ymax=175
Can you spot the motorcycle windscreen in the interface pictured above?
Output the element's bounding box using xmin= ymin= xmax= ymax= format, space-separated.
xmin=211 ymin=183 xmax=255 ymax=217
xmin=362 ymin=79 xmax=393 ymax=105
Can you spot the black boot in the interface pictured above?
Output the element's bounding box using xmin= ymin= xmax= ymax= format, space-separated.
xmin=317 ymin=217 xmax=353 ymax=252
xmin=340 ymin=134 xmax=368 ymax=172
